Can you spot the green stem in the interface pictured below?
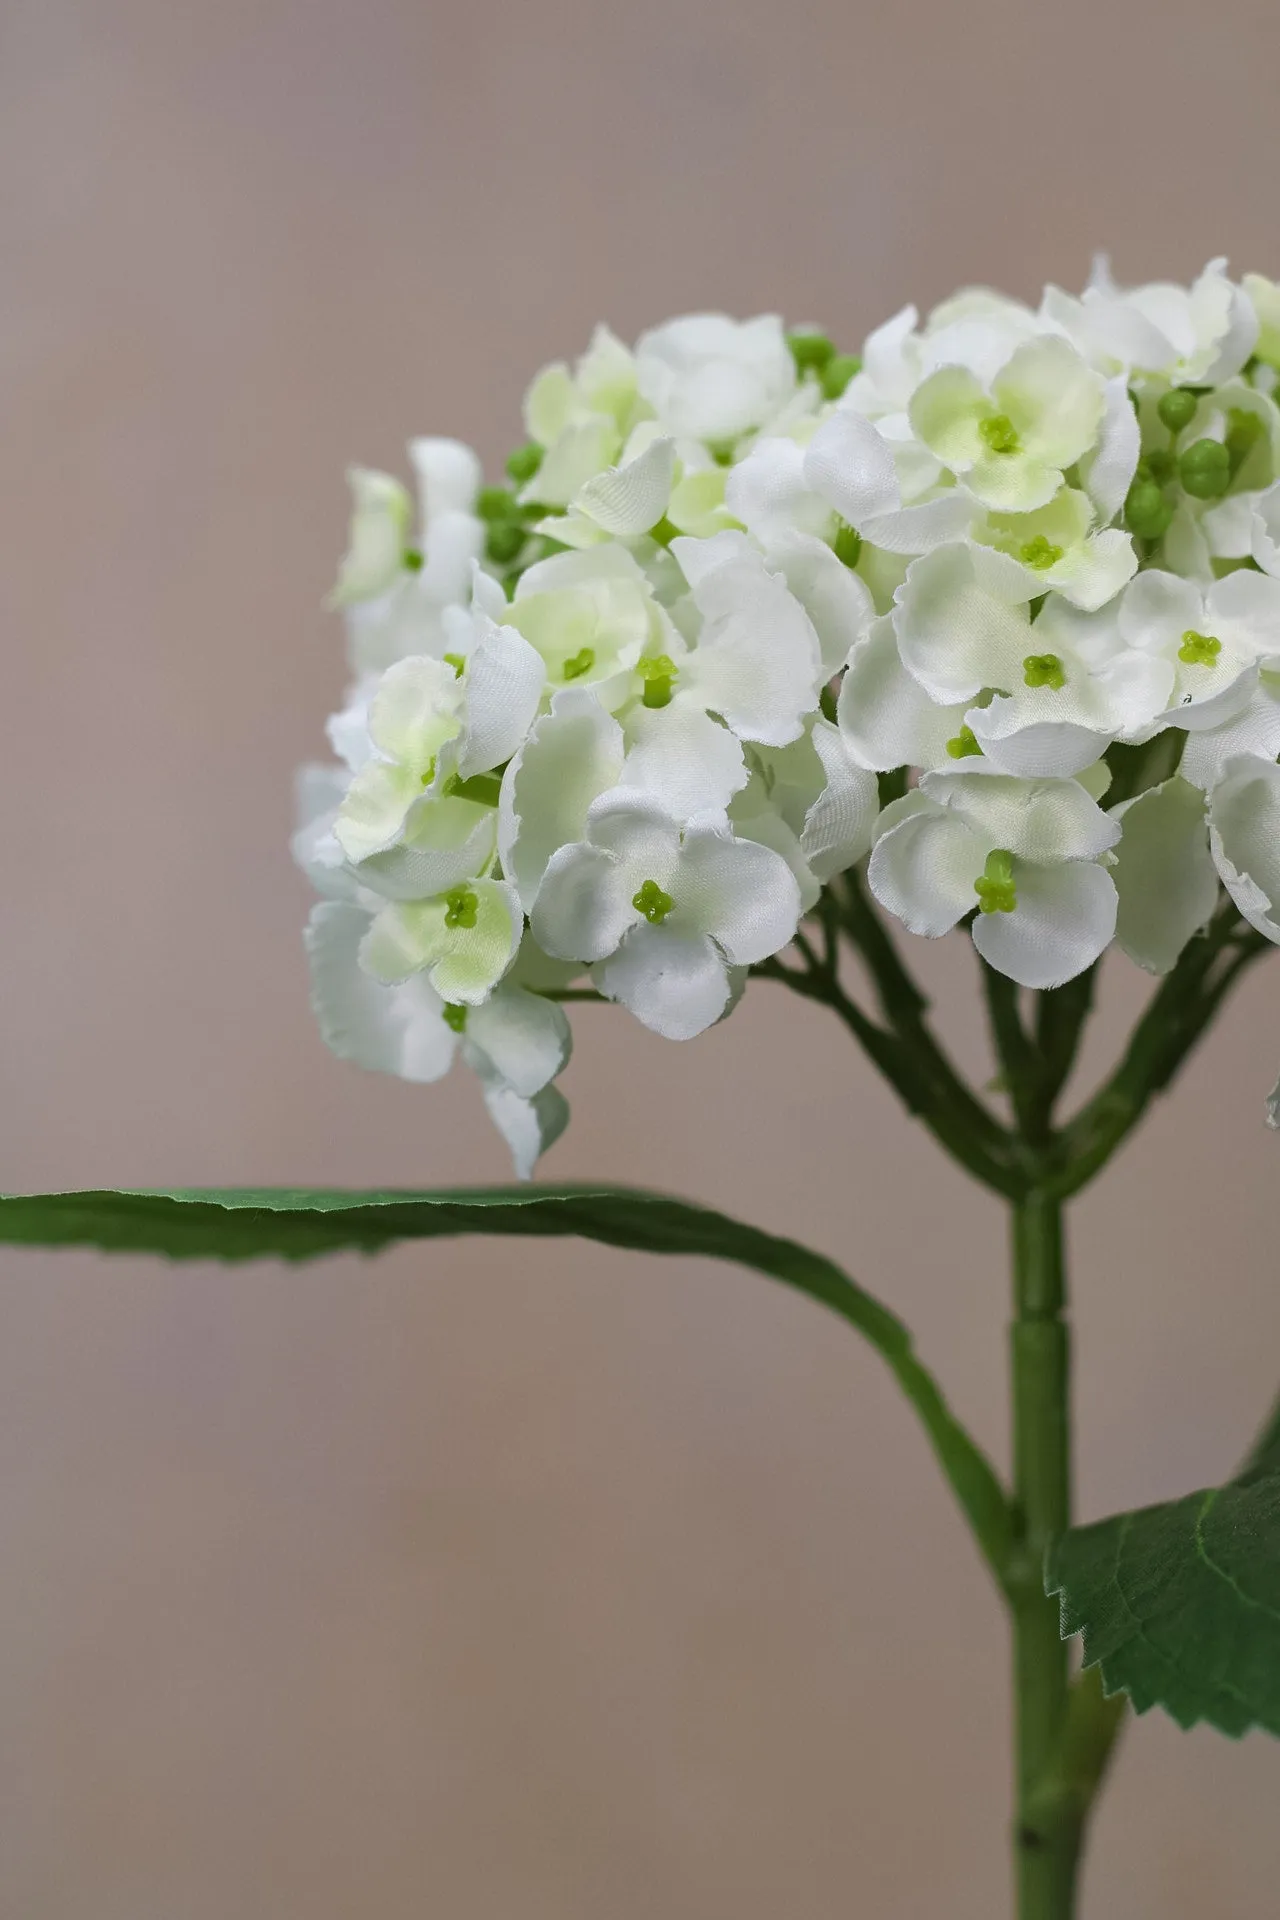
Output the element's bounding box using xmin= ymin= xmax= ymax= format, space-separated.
xmin=1008 ymin=1190 xmax=1078 ymax=1918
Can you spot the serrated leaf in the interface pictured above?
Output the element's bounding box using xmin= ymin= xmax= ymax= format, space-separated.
xmin=0 ymin=1186 xmax=1012 ymax=1573
xmin=1048 ymin=1400 xmax=1280 ymax=1739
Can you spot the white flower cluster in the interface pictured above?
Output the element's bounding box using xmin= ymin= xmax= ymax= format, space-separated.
xmin=297 ymin=266 xmax=1280 ymax=1173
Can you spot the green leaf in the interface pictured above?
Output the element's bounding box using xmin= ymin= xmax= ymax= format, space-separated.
xmin=1048 ymin=1397 xmax=1280 ymax=1738
xmin=0 ymin=1185 xmax=1012 ymax=1576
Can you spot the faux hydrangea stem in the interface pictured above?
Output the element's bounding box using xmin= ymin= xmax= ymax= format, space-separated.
xmin=1008 ymin=1192 xmax=1079 ymax=1918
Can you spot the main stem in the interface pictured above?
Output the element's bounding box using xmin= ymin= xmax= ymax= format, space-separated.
xmin=1009 ymin=1190 xmax=1077 ymax=1917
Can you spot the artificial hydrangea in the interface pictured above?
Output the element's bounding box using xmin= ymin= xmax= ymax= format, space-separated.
xmin=296 ymin=259 xmax=1280 ymax=1174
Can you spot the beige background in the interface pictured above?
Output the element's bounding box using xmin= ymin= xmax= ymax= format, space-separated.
xmin=2 ymin=1 xmax=1279 ymax=1913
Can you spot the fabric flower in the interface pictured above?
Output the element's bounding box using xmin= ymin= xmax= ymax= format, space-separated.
xmin=868 ymin=769 xmax=1120 ymax=988
xmin=532 ymin=791 xmax=802 ymax=1038
xmin=634 ymin=313 xmax=797 ymax=447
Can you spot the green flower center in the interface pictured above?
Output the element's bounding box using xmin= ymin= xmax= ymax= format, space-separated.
xmin=974 ymin=849 xmax=1017 ymax=916
xmin=402 ymin=546 xmax=425 ymax=572
xmin=945 ymin=725 xmax=983 ymax=760
xmin=443 ymin=652 xmax=466 ymax=678
xmin=980 ymin=413 xmax=1021 ymax=456
xmin=632 ymin=878 xmax=675 ymax=925
xmin=443 ymin=886 xmax=479 ymax=931
xmin=1023 ymin=652 xmax=1067 ymax=691
xmin=562 ymin=647 xmax=596 ymax=682
xmin=1178 ymin=629 xmax=1222 ymax=667
xmin=1019 ymin=537 xmax=1064 ymax=571
xmin=442 ymin=1003 xmax=468 ymax=1033
xmin=637 ymin=654 xmax=678 ymax=709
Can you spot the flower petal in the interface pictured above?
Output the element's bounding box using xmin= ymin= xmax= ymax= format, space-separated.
xmin=839 ymin=615 xmax=970 ymax=771
xmin=675 ymin=821 xmax=803 ymax=962
xmin=498 ymin=689 xmax=625 ymax=911
xmin=1111 ymin=777 xmax=1218 ymax=974
xmin=482 ymin=1083 xmax=570 ymax=1180
xmin=463 ymin=983 xmax=571 ymax=1097
xmin=1208 ymin=755 xmax=1280 ymax=941
xmin=305 ymin=902 xmax=457 ymax=1082
xmin=868 ymin=798 xmax=990 ymax=937
xmin=803 ymin=409 xmax=901 ymax=525
xmin=574 ymin=436 xmax=676 ymax=536
xmin=593 ymin=923 xmax=730 ymax=1039
xmin=621 ymin=702 xmax=747 ymax=818
xmin=972 ymin=861 xmax=1116 ymax=989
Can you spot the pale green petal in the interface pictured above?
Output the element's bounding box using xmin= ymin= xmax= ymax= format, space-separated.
xmin=330 ymin=468 xmax=412 ymax=606
xmin=525 ymin=418 xmax=623 ymax=508
xmin=666 ymin=466 xmax=737 ymax=538
xmin=908 ymin=365 xmax=990 ymax=468
xmin=368 ymin=655 xmax=464 ymax=769
xmin=464 ymin=983 xmax=571 ymax=1098
xmin=334 ymin=759 xmax=423 ymax=863
xmin=965 ymin=452 xmax=1062 ymax=514
xmin=360 ymin=879 xmax=522 ymax=1002
xmin=523 ymin=363 xmax=576 ymax=447
xmin=993 ymin=335 xmax=1104 ymax=467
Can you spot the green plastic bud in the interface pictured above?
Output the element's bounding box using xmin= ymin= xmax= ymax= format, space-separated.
xmin=443 ymin=886 xmax=479 ymax=932
xmin=505 ymin=442 xmax=543 ymax=486
xmin=945 ymin=725 xmax=983 ymax=760
xmin=1022 ymin=653 xmax=1067 ymax=692
xmin=477 ymin=485 xmax=518 ymax=523
xmin=974 ymin=849 xmax=1017 ymax=916
xmin=402 ymin=546 xmax=425 ymax=572
xmin=1144 ymin=447 xmax=1174 ymax=485
xmin=1179 ymin=438 xmax=1231 ymax=500
xmin=1226 ymin=407 xmax=1265 ymax=475
xmin=485 ymin=520 xmax=526 ymax=566
xmin=637 ymin=654 xmax=678 ymax=709
xmin=561 ymin=647 xmax=596 ymax=682
xmin=442 ymin=1004 xmax=468 ymax=1034
xmin=1124 ymin=478 xmax=1174 ymax=541
xmin=787 ymin=330 xmax=835 ymax=374
xmin=632 ymin=879 xmax=674 ymax=925
xmin=833 ymin=521 xmax=863 ymax=569
xmin=821 ymin=354 xmax=862 ymax=401
xmin=1157 ymin=387 xmax=1198 ymax=435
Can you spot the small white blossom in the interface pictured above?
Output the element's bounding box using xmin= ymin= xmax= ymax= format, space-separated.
xmin=634 ymin=313 xmax=797 ymax=447
xmin=532 ymin=791 xmax=802 ymax=1038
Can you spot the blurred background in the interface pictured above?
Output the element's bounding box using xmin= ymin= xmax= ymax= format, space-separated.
xmin=2 ymin=0 xmax=1279 ymax=1913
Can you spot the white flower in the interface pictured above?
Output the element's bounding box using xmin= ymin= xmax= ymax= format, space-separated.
xmin=333 ymin=624 xmax=544 ymax=865
xmin=336 ymin=442 xmax=486 ymax=675
xmin=502 ymin=542 xmax=666 ymax=709
xmin=1118 ymin=568 xmax=1280 ymax=731
xmin=1044 ymin=256 xmax=1258 ymax=385
xmin=531 ymin=791 xmax=802 ymax=1038
xmin=608 ymin=532 xmax=826 ymax=818
xmin=972 ymin=486 xmax=1136 ymax=612
xmin=361 ymin=876 xmax=523 ymax=1005
xmin=634 ymin=313 xmax=797 ymax=446
xmin=908 ymin=335 xmax=1105 ymax=514
xmin=838 ymin=615 xmax=974 ymax=773
xmin=731 ymin=720 xmax=880 ymax=908
xmin=499 ymin=688 xmax=626 ymax=911
xmin=521 ymin=325 xmax=641 ymax=506
xmin=1109 ymin=777 xmax=1220 ymax=973
xmin=868 ymin=769 xmax=1120 ymax=988
xmin=305 ymin=902 xmax=571 ymax=1176
xmin=803 ymin=408 xmax=975 ymax=555
xmin=1208 ymin=754 xmax=1280 ymax=942
xmin=1179 ymin=664 xmax=1280 ymax=790
xmin=893 ymin=545 xmax=1167 ymax=777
